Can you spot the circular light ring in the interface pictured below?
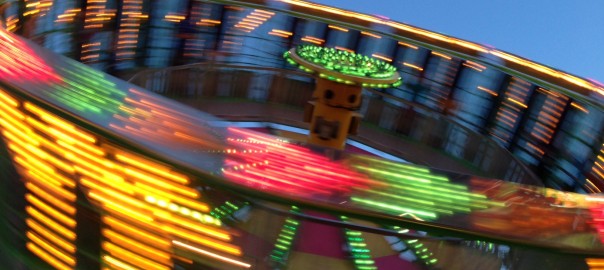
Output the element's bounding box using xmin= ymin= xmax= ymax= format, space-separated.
xmin=284 ymin=45 xmax=402 ymax=88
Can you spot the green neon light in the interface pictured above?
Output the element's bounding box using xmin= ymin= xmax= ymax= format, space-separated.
xmin=284 ymin=45 xmax=401 ymax=88
xmin=342 ymin=216 xmax=378 ymax=270
xmin=351 ymin=197 xmax=438 ymax=219
xmin=269 ymin=206 xmax=301 ymax=266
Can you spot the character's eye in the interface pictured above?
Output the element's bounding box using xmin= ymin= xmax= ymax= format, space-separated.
xmin=324 ymin=89 xmax=334 ymax=99
xmin=348 ymin=94 xmax=356 ymax=103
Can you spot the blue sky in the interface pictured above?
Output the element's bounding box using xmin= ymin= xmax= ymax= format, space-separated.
xmin=312 ymin=0 xmax=604 ymax=84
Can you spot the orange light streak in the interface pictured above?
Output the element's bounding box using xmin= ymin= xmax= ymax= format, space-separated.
xmin=402 ymin=62 xmax=423 ymax=71
xmin=431 ymin=51 xmax=451 ymax=60
xmin=371 ymin=53 xmax=392 ymax=62
xmin=361 ymin=31 xmax=381 ymax=38
xmin=571 ymin=102 xmax=589 ymax=114
xmin=398 ymin=41 xmax=418 ymax=49
xmin=477 ymin=86 xmax=498 ymax=96
xmin=328 ymin=25 xmax=348 ymax=32
xmin=334 ymin=46 xmax=354 ymax=53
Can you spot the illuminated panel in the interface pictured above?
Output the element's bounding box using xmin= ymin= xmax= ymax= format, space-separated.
xmin=417 ymin=51 xmax=461 ymax=111
xmin=220 ymin=8 xmax=275 ymax=52
xmin=23 ymin=0 xmax=53 ymax=17
xmin=183 ymin=3 xmax=222 ymax=58
xmin=489 ymin=77 xmax=534 ymax=146
xmin=115 ymin=0 xmax=148 ymax=61
xmin=54 ymin=8 xmax=81 ymax=24
xmin=79 ymin=0 xmax=116 ymax=63
xmin=0 ymin=91 xmax=78 ymax=269
xmin=588 ymin=144 xmax=604 ymax=192
xmin=513 ymin=88 xmax=569 ymax=165
xmin=0 ymin=89 xmax=249 ymax=269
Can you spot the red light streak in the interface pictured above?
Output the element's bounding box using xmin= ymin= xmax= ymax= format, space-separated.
xmin=223 ymin=128 xmax=373 ymax=197
xmin=0 ymin=29 xmax=61 ymax=83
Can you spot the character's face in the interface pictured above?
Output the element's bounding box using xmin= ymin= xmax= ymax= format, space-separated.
xmin=315 ymin=79 xmax=362 ymax=109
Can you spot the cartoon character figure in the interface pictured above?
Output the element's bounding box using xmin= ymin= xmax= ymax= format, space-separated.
xmin=305 ymin=79 xmax=362 ymax=150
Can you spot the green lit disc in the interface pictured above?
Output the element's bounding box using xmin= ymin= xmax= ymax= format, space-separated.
xmin=284 ymin=44 xmax=401 ymax=88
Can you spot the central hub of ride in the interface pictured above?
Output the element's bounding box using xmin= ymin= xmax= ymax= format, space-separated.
xmin=284 ymin=44 xmax=401 ymax=150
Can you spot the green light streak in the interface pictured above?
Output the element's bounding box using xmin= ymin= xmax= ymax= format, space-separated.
xmin=351 ymin=197 xmax=437 ymax=219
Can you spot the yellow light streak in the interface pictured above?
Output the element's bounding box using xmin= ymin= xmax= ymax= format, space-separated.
xmin=103 ymin=216 xmax=171 ymax=247
xmin=162 ymin=225 xmax=240 ymax=255
xmin=26 ymin=182 xmax=76 ymax=215
xmin=26 ymin=206 xmax=76 ymax=240
xmin=27 ymin=243 xmax=73 ymax=270
xmin=103 ymin=255 xmax=140 ymax=270
xmin=272 ymin=29 xmax=293 ymax=36
xmin=173 ymin=240 xmax=251 ymax=268
xmin=26 ymin=194 xmax=76 ymax=228
xmin=123 ymin=167 xmax=198 ymax=198
xmin=269 ymin=32 xmax=290 ymax=38
xmin=153 ymin=211 xmax=230 ymax=240
xmin=301 ymin=37 xmax=322 ymax=44
xmin=570 ymin=102 xmax=589 ymax=114
xmin=133 ymin=182 xmax=209 ymax=212
xmin=114 ymin=153 xmax=188 ymax=184
xmin=507 ymin=97 xmax=528 ymax=108
xmin=27 ymin=231 xmax=76 ymax=266
xmin=0 ymin=89 xmax=19 ymax=107
xmin=200 ymin=19 xmax=221 ymax=24
xmin=102 ymin=229 xmax=171 ymax=263
xmin=26 ymin=219 xmax=75 ymax=253
xmin=24 ymin=103 xmax=96 ymax=143
xmin=89 ymin=192 xmax=154 ymax=223
xmin=104 ymin=242 xmax=171 ymax=270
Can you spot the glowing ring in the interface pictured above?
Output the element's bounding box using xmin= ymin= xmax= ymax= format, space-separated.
xmin=284 ymin=44 xmax=401 ymax=88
